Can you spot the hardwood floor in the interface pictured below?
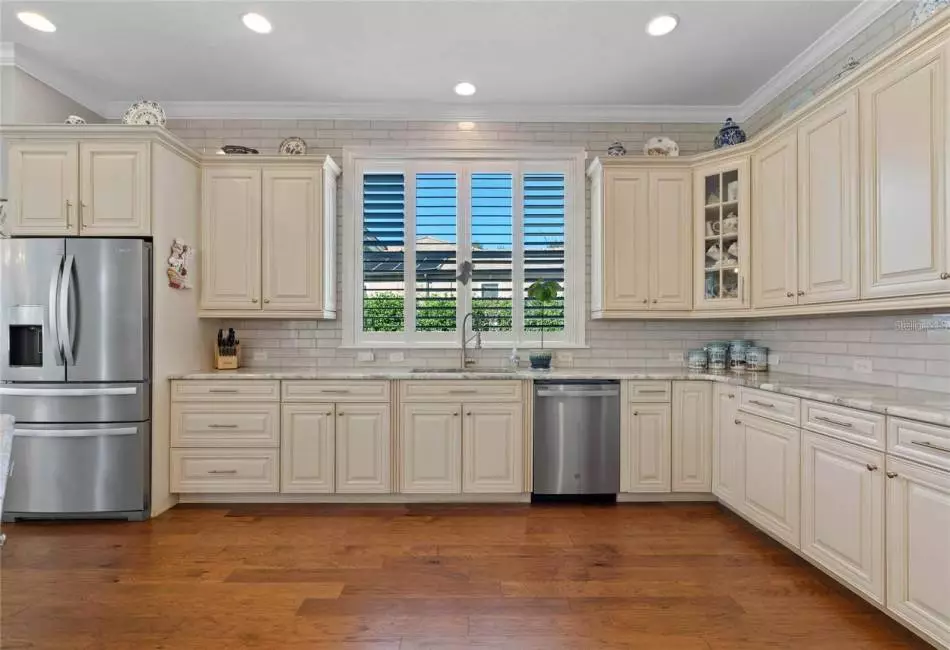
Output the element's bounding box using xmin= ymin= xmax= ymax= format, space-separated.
xmin=0 ymin=503 xmax=930 ymax=649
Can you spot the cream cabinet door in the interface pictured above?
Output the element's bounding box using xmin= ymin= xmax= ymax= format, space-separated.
xmin=886 ymin=457 xmax=950 ymax=648
xmin=752 ymin=132 xmax=798 ymax=308
xmin=739 ymin=413 xmax=801 ymax=548
xmin=462 ymin=402 xmax=523 ymax=494
xmin=6 ymin=141 xmax=79 ymax=235
xmin=400 ymin=403 xmax=461 ymax=494
xmin=201 ymin=166 xmax=262 ymax=310
xmin=797 ymin=94 xmax=860 ymax=304
xmin=712 ymin=384 xmax=743 ymax=507
xmin=602 ymin=169 xmax=650 ymax=310
xmin=672 ymin=381 xmax=712 ymax=492
xmin=622 ymin=403 xmax=671 ymax=493
xmin=336 ymin=403 xmax=391 ymax=494
xmin=262 ymin=168 xmax=324 ymax=311
xmin=862 ymin=40 xmax=950 ymax=298
xmin=280 ymin=403 xmax=334 ymax=493
xmin=648 ymin=170 xmax=692 ymax=310
xmin=79 ymin=141 xmax=150 ymax=236
xmin=801 ymin=432 xmax=885 ymax=604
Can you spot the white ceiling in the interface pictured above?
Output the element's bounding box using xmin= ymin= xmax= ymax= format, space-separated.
xmin=0 ymin=0 xmax=884 ymax=121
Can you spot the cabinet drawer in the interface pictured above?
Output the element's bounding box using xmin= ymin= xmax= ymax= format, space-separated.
xmin=171 ymin=448 xmax=279 ymax=493
xmin=400 ymin=380 xmax=523 ymax=403
xmin=171 ymin=402 xmax=279 ymax=448
xmin=739 ymin=388 xmax=800 ymax=426
xmin=282 ymin=380 xmax=390 ymax=403
xmin=627 ymin=381 xmax=672 ymax=402
xmin=802 ymin=400 xmax=885 ymax=450
xmin=887 ymin=417 xmax=950 ymax=472
xmin=171 ymin=380 xmax=280 ymax=402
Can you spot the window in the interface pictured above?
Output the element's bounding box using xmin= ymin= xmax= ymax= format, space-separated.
xmin=344 ymin=148 xmax=586 ymax=348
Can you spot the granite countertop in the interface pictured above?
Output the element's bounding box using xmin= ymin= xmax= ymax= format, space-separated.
xmin=170 ymin=368 xmax=950 ymax=427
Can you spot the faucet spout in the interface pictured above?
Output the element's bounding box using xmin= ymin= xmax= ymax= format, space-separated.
xmin=460 ymin=311 xmax=481 ymax=369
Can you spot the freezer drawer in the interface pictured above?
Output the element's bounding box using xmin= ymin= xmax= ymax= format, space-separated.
xmin=0 ymin=382 xmax=149 ymax=424
xmin=4 ymin=421 xmax=149 ymax=519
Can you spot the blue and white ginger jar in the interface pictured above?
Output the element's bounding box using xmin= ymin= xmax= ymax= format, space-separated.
xmin=714 ymin=118 xmax=747 ymax=149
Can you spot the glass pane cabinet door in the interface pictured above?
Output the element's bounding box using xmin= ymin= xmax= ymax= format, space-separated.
xmin=694 ymin=158 xmax=749 ymax=310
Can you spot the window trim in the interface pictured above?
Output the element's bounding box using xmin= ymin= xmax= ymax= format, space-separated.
xmin=342 ymin=146 xmax=587 ymax=349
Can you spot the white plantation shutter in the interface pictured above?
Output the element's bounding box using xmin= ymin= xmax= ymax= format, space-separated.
xmin=362 ymin=173 xmax=405 ymax=332
xmin=471 ymin=172 xmax=513 ymax=333
xmin=414 ymin=173 xmax=458 ymax=333
xmin=523 ymin=172 xmax=565 ymax=334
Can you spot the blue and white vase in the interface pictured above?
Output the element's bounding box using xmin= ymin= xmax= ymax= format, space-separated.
xmin=714 ymin=118 xmax=747 ymax=149
xmin=606 ymin=141 xmax=627 ymax=157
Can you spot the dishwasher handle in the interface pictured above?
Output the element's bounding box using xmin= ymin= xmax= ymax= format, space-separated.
xmin=536 ymin=389 xmax=620 ymax=398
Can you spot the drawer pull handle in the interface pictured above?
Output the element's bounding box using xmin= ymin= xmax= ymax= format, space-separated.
xmin=749 ymin=399 xmax=775 ymax=408
xmin=209 ymin=389 xmax=238 ymax=394
xmin=208 ymin=469 xmax=238 ymax=475
xmin=814 ymin=416 xmax=853 ymax=429
xmin=940 ymin=272 xmax=950 ymax=280
xmin=449 ymin=390 xmax=478 ymax=394
xmin=637 ymin=389 xmax=667 ymax=394
xmin=886 ymin=471 xmax=898 ymax=479
xmin=208 ymin=424 xmax=239 ymax=429
xmin=910 ymin=440 xmax=950 ymax=454
xmin=866 ymin=464 xmax=878 ymax=472
xmin=322 ymin=390 xmax=351 ymax=394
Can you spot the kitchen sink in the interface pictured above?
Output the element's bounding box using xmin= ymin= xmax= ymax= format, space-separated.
xmin=409 ymin=368 xmax=517 ymax=374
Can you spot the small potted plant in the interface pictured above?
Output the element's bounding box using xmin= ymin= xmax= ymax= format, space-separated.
xmin=526 ymin=279 xmax=561 ymax=370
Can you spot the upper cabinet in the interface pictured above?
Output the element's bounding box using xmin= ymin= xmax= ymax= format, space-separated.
xmin=861 ymin=39 xmax=950 ymax=299
xmin=79 ymin=142 xmax=151 ymax=236
xmin=752 ymin=132 xmax=798 ymax=308
xmin=199 ymin=156 xmax=340 ymax=318
xmin=590 ymin=160 xmax=691 ymax=317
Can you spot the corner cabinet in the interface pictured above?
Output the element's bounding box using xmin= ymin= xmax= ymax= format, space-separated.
xmin=712 ymin=384 xmax=743 ymax=507
xmin=589 ymin=159 xmax=692 ymax=317
xmin=199 ymin=156 xmax=340 ymax=318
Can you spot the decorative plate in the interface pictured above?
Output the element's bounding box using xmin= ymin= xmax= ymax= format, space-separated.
xmin=643 ymin=136 xmax=679 ymax=157
xmin=122 ymin=100 xmax=166 ymax=126
xmin=279 ymin=137 xmax=307 ymax=155
xmin=64 ymin=115 xmax=86 ymax=125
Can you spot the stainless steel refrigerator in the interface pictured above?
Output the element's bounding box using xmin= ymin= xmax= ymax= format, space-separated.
xmin=0 ymin=238 xmax=151 ymax=521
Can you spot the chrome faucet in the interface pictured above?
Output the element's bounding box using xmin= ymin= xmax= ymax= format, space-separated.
xmin=460 ymin=311 xmax=482 ymax=369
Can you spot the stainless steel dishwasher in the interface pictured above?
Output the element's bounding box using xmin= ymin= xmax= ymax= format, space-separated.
xmin=533 ymin=380 xmax=620 ymax=496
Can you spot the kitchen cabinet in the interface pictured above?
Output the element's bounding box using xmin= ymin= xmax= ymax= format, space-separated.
xmin=335 ymin=403 xmax=391 ymax=494
xmin=861 ymin=39 xmax=950 ymax=299
xmin=712 ymin=384 xmax=743 ymax=507
xmin=462 ymin=402 xmax=524 ymax=493
xmin=400 ymin=402 xmax=462 ymax=494
xmin=280 ymin=403 xmax=335 ymax=493
xmin=801 ymin=432 xmax=885 ymax=604
xmin=885 ymin=456 xmax=950 ymax=648
xmin=171 ymin=448 xmax=279 ymax=493
xmin=622 ymin=403 xmax=672 ymax=493
xmin=672 ymin=381 xmax=712 ymax=492
xmin=79 ymin=141 xmax=150 ymax=236
xmin=737 ymin=412 xmax=801 ymax=548
xmin=6 ymin=141 xmax=78 ymax=235
xmin=589 ymin=161 xmax=691 ymax=315
xmin=693 ymin=155 xmax=750 ymax=310
xmin=752 ymin=131 xmax=798 ymax=308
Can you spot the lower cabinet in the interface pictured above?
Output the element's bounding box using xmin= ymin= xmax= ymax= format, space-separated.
xmin=622 ymin=403 xmax=672 ymax=492
xmin=738 ymin=412 xmax=801 ymax=548
xmin=401 ymin=403 xmax=462 ymax=494
xmin=336 ymin=403 xmax=391 ymax=494
xmin=801 ymin=432 xmax=885 ymax=604
xmin=170 ymin=448 xmax=280 ymax=493
xmin=281 ymin=403 xmax=335 ymax=493
xmin=886 ymin=456 xmax=950 ymax=648
xmin=712 ymin=384 xmax=743 ymax=507
xmin=462 ymin=403 xmax=524 ymax=494
xmin=672 ymin=381 xmax=712 ymax=492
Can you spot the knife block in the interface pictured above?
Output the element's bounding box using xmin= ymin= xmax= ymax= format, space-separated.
xmin=214 ymin=344 xmax=240 ymax=370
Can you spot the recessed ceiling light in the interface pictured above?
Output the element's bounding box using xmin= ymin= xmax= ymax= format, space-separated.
xmin=454 ymin=82 xmax=476 ymax=97
xmin=242 ymin=13 xmax=272 ymax=34
xmin=17 ymin=11 xmax=56 ymax=33
xmin=458 ymin=121 xmax=476 ymax=131
xmin=646 ymin=14 xmax=678 ymax=37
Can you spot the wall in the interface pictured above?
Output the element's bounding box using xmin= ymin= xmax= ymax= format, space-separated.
xmin=2 ymin=67 xmax=102 ymax=125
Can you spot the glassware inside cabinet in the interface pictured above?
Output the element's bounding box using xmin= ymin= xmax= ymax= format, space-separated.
xmin=701 ymin=168 xmax=742 ymax=301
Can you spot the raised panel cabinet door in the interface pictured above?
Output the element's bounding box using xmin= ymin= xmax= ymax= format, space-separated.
xmin=623 ymin=403 xmax=672 ymax=493
xmin=801 ymin=432 xmax=885 ymax=604
xmin=886 ymin=456 xmax=950 ymax=648
xmin=400 ymin=402 xmax=461 ymax=494
xmin=7 ymin=141 xmax=79 ymax=235
xmin=752 ymin=132 xmax=798 ymax=308
xmin=738 ymin=413 xmax=801 ymax=548
xmin=280 ymin=403 xmax=334 ymax=493
xmin=712 ymin=384 xmax=743 ymax=507
xmin=649 ymin=170 xmax=692 ymax=310
xmin=79 ymin=141 xmax=150 ymax=236
xmin=602 ymin=169 xmax=650 ymax=310
xmin=797 ymin=93 xmax=860 ymax=304
xmin=200 ymin=166 xmax=262 ymax=310
xmin=336 ymin=403 xmax=391 ymax=494
xmin=462 ymin=402 xmax=524 ymax=494
xmin=262 ymin=168 xmax=324 ymax=311
xmin=862 ymin=41 xmax=950 ymax=298
xmin=672 ymin=381 xmax=712 ymax=492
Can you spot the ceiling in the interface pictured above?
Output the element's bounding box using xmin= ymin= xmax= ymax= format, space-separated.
xmin=0 ymin=0 xmax=881 ymax=121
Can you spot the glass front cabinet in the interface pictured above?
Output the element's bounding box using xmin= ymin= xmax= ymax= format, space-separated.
xmin=693 ymin=156 xmax=751 ymax=310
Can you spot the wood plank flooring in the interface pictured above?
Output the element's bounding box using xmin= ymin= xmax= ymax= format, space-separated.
xmin=0 ymin=503 xmax=931 ymax=649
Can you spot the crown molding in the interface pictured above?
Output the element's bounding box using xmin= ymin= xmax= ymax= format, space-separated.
xmin=735 ymin=0 xmax=901 ymax=122
xmin=0 ymin=42 xmax=109 ymax=117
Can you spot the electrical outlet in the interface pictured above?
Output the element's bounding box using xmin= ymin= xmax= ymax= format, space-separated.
xmin=669 ymin=352 xmax=684 ymax=363
xmin=853 ymin=358 xmax=873 ymax=373
xmin=388 ymin=351 xmax=405 ymax=363
xmin=253 ymin=351 xmax=267 ymax=361
xmin=357 ymin=351 xmax=375 ymax=362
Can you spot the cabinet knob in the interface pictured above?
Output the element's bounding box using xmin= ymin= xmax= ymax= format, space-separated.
xmin=326 ymin=412 xmax=332 ymax=416
xmin=734 ymin=419 xmax=742 ymax=425
xmin=633 ymin=411 xmax=638 ymax=416
xmin=453 ymin=412 xmax=459 ymax=417
xmin=263 ymin=298 xmax=270 ymax=304
xmin=797 ymin=290 xmax=805 ymax=296
xmin=786 ymin=291 xmax=794 ymax=298
xmin=642 ymin=299 xmax=648 ymax=304
xmin=651 ymin=299 xmax=658 ymax=304
xmin=866 ymin=464 xmax=878 ymax=472
xmin=941 ymin=272 xmax=950 ymax=280
xmin=337 ymin=412 xmax=344 ymax=416
xmin=886 ymin=471 xmax=898 ymax=479
xmin=727 ymin=393 xmax=735 ymax=399
xmin=251 ymin=298 xmax=259 ymax=303
xmin=466 ymin=411 xmax=472 ymax=416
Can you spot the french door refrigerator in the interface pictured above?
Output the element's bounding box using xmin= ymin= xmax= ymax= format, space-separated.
xmin=0 ymin=238 xmax=151 ymax=520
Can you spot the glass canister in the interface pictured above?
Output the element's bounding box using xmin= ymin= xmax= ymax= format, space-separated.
xmin=705 ymin=341 xmax=729 ymax=370
xmin=687 ymin=348 xmax=708 ymax=371
xmin=746 ymin=346 xmax=769 ymax=372
xmin=728 ymin=339 xmax=754 ymax=371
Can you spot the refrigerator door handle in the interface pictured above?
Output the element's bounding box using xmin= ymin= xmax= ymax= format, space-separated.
xmin=58 ymin=254 xmax=75 ymax=366
xmin=14 ymin=427 xmax=138 ymax=438
xmin=48 ymin=255 xmax=64 ymax=365
xmin=0 ymin=386 xmax=138 ymax=397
